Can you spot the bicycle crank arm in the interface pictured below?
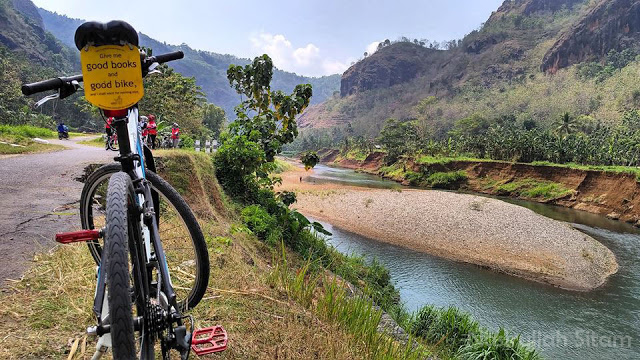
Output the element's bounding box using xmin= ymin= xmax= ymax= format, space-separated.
xmin=55 ymin=229 xmax=102 ymax=244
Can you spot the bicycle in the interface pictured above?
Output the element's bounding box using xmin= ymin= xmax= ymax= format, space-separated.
xmin=106 ymin=132 xmax=119 ymax=151
xmin=22 ymin=20 xmax=226 ymax=359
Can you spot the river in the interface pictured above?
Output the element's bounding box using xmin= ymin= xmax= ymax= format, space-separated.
xmin=305 ymin=164 xmax=639 ymax=359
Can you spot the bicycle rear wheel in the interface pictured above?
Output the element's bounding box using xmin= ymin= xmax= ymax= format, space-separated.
xmin=80 ymin=164 xmax=209 ymax=311
xmin=104 ymin=172 xmax=142 ymax=359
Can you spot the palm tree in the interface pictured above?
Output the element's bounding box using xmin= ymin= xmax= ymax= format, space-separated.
xmin=554 ymin=112 xmax=577 ymax=137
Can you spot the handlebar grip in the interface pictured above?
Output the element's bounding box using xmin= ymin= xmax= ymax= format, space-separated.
xmin=22 ymin=78 xmax=64 ymax=96
xmin=21 ymin=75 xmax=83 ymax=96
xmin=153 ymin=51 xmax=184 ymax=64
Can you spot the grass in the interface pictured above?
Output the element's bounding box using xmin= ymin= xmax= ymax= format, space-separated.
xmin=272 ymin=158 xmax=296 ymax=174
xmin=268 ymin=245 xmax=431 ymax=359
xmin=411 ymin=305 xmax=479 ymax=351
xmin=379 ymin=163 xmax=408 ymax=180
xmin=492 ymin=178 xmax=574 ymax=200
xmin=0 ymin=151 xmax=412 ymax=359
xmin=407 ymin=305 xmax=540 ymax=359
xmin=0 ymin=141 xmax=64 ymax=155
xmin=425 ymin=171 xmax=468 ymax=189
xmin=0 ymin=124 xmax=56 ymax=139
xmin=416 ymin=155 xmax=493 ymax=166
xmin=530 ymin=161 xmax=640 ymax=181
xmin=78 ymin=136 xmax=105 ymax=148
xmin=458 ymin=329 xmax=541 ymax=360
xmin=416 ymin=154 xmax=640 ymax=181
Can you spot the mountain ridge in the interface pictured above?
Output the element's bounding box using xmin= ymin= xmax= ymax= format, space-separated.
xmin=35 ymin=7 xmax=341 ymax=119
xmin=299 ymin=0 xmax=640 ymax=137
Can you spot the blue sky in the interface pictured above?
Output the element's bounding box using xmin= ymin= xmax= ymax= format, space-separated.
xmin=33 ymin=0 xmax=504 ymax=76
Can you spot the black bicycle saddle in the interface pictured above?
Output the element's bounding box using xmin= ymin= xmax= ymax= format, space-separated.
xmin=74 ymin=20 xmax=139 ymax=50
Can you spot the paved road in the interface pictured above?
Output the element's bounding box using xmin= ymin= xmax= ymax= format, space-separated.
xmin=0 ymin=137 xmax=112 ymax=286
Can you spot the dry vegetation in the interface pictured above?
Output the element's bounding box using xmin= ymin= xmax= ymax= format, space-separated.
xmin=0 ymin=151 xmax=427 ymax=359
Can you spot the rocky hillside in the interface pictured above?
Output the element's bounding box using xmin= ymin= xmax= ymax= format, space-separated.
xmin=542 ymin=0 xmax=640 ymax=72
xmin=0 ymin=0 xmax=76 ymax=71
xmin=300 ymin=0 xmax=640 ymax=137
xmin=0 ymin=0 xmax=85 ymax=126
xmin=36 ymin=8 xmax=340 ymax=119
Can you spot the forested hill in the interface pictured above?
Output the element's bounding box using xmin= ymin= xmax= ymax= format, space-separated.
xmin=0 ymin=0 xmax=87 ymax=128
xmin=298 ymin=0 xmax=640 ymax=139
xmin=37 ymin=8 xmax=341 ymax=119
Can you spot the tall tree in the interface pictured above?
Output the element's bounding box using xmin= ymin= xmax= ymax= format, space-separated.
xmin=138 ymin=64 xmax=206 ymax=134
xmin=554 ymin=112 xmax=577 ymax=138
xmin=226 ymin=54 xmax=312 ymax=161
xmin=202 ymin=103 xmax=226 ymax=138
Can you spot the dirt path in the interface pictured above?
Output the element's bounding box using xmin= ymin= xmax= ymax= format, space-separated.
xmin=0 ymin=136 xmax=111 ymax=286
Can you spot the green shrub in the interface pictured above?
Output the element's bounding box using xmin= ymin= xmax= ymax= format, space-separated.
xmin=494 ymin=178 xmax=573 ymax=200
xmin=411 ymin=305 xmax=480 ymax=350
xmin=425 ymin=171 xmax=468 ymax=189
xmin=404 ymin=171 xmax=425 ymax=186
xmin=180 ymin=135 xmax=194 ymax=149
xmin=241 ymin=205 xmax=276 ymax=240
xmin=213 ymin=134 xmax=265 ymax=201
xmin=458 ymin=328 xmax=541 ymax=360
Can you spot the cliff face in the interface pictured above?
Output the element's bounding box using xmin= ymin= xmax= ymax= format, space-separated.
xmin=340 ymin=43 xmax=448 ymax=96
xmin=339 ymin=0 xmax=594 ymax=98
xmin=542 ymin=0 xmax=640 ymax=73
xmin=11 ymin=0 xmax=43 ymax=28
xmin=0 ymin=0 xmax=73 ymax=68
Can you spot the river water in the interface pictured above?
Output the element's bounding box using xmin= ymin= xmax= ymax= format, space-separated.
xmin=305 ymin=164 xmax=639 ymax=359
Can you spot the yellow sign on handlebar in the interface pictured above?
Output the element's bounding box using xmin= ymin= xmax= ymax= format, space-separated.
xmin=80 ymin=45 xmax=144 ymax=110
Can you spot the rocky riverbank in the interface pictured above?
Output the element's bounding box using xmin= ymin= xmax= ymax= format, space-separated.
xmin=279 ymin=162 xmax=619 ymax=291
xmin=320 ymin=150 xmax=640 ymax=226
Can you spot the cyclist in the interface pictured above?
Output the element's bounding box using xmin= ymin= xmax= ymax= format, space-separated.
xmin=57 ymin=122 xmax=69 ymax=139
xmin=105 ymin=117 xmax=114 ymax=149
xmin=147 ymin=114 xmax=158 ymax=149
xmin=171 ymin=122 xmax=180 ymax=148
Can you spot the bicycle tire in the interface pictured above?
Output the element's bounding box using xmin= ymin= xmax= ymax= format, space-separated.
xmin=108 ymin=137 xmax=119 ymax=151
xmin=80 ymin=163 xmax=210 ymax=310
xmin=105 ymin=172 xmax=137 ymax=359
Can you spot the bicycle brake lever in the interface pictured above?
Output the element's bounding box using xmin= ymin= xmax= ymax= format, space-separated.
xmin=34 ymin=93 xmax=60 ymax=108
xmin=146 ymin=62 xmax=162 ymax=76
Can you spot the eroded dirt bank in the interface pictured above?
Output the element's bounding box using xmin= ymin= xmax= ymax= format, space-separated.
xmin=278 ymin=161 xmax=619 ymax=291
xmin=321 ymin=150 xmax=640 ymax=226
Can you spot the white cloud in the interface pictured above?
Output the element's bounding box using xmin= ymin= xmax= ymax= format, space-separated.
xmin=322 ymin=59 xmax=353 ymax=75
xmin=250 ymin=31 xmax=350 ymax=77
xmin=293 ymin=44 xmax=320 ymax=66
xmin=365 ymin=41 xmax=381 ymax=56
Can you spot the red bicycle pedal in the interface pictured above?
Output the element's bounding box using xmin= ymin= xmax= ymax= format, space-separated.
xmin=55 ymin=230 xmax=100 ymax=244
xmin=191 ymin=326 xmax=228 ymax=356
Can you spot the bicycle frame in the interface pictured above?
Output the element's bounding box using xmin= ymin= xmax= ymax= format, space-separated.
xmin=22 ymin=21 xmax=227 ymax=356
xmin=91 ymin=106 xmax=182 ymax=357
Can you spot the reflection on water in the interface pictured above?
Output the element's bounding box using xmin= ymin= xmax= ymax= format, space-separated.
xmin=304 ymin=164 xmax=403 ymax=189
xmin=308 ymin=164 xmax=640 ymax=360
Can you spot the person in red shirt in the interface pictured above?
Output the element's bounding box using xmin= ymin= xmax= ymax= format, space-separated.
xmin=105 ymin=117 xmax=114 ymax=150
xmin=147 ymin=114 xmax=158 ymax=149
xmin=171 ymin=123 xmax=180 ymax=148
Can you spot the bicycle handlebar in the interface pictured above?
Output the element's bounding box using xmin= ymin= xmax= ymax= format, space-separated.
xmin=149 ymin=51 xmax=184 ymax=64
xmin=21 ymin=50 xmax=185 ymax=96
xmin=21 ymin=75 xmax=83 ymax=96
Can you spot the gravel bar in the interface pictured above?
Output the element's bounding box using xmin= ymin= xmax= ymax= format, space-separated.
xmin=293 ymin=188 xmax=619 ymax=290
